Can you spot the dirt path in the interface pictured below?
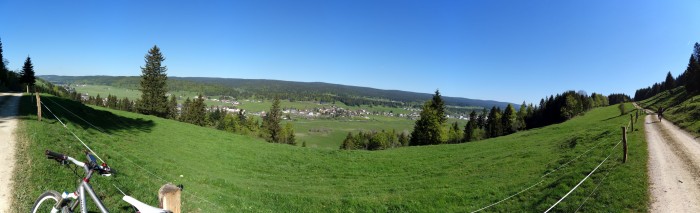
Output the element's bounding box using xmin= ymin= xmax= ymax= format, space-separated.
xmin=0 ymin=93 xmax=21 ymax=211
xmin=639 ymin=103 xmax=700 ymax=212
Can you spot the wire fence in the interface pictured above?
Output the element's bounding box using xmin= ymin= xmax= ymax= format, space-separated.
xmin=38 ymin=97 xmax=225 ymax=210
xmin=38 ymin=94 xmax=641 ymax=212
xmin=470 ymin=120 xmax=634 ymax=212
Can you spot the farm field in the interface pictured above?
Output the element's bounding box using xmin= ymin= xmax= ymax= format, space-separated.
xmin=71 ymin=84 xmax=429 ymax=148
xmin=12 ymin=95 xmax=647 ymax=212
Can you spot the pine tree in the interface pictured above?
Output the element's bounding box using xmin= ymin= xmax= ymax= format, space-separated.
xmin=180 ymin=98 xmax=192 ymax=122
xmin=137 ymin=45 xmax=169 ymax=117
xmin=501 ymin=104 xmax=517 ymax=135
xmin=486 ymin=106 xmax=502 ymax=138
xmin=20 ymin=56 xmax=36 ymax=89
xmin=687 ymin=53 xmax=700 ymax=93
xmin=431 ymin=90 xmax=446 ymax=123
xmin=167 ymin=95 xmax=179 ymax=120
xmin=284 ymin=123 xmax=296 ymax=145
xmin=263 ymin=96 xmax=282 ymax=143
xmin=464 ymin=110 xmax=478 ymax=142
xmin=476 ymin=108 xmax=487 ymax=129
xmin=189 ymin=95 xmax=207 ymax=126
xmin=95 ymin=94 xmax=103 ymax=106
xmin=516 ymin=101 xmax=527 ymax=130
xmin=664 ymin=71 xmax=675 ymax=91
xmin=0 ymin=38 xmax=8 ymax=87
xmin=447 ymin=121 xmax=462 ymax=144
xmin=410 ymin=101 xmax=442 ymax=145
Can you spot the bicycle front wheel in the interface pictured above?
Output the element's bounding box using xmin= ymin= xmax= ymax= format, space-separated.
xmin=31 ymin=190 xmax=62 ymax=213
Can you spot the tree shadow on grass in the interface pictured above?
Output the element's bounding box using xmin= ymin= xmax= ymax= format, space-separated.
xmin=601 ymin=108 xmax=642 ymax=122
xmin=16 ymin=94 xmax=154 ymax=134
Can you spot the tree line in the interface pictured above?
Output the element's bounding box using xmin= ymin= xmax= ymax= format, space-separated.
xmin=0 ymin=37 xmax=37 ymax=92
xmin=39 ymin=45 xmax=296 ymax=146
xmin=634 ymin=42 xmax=700 ymax=101
xmin=343 ymin=90 xmax=614 ymax=150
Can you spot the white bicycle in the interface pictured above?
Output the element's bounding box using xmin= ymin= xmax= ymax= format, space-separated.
xmin=31 ymin=150 xmax=170 ymax=213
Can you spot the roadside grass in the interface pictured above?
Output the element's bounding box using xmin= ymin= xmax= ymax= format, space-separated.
xmin=639 ymin=86 xmax=700 ymax=136
xmin=12 ymin=95 xmax=647 ymax=212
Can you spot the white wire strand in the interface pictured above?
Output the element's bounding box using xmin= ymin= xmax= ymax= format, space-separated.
xmin=41 ymin=101 xmax=106 ymax=163
xmin=543 ymin=138 xmax=624 ymax=213
xmin=41 ymin=97 xmax=225 ymax=210
xmin=470 ymin=118 xmax=634 ymax=212
xmin=573 ymin=162 xmax=617 ymax=213
xmin=470 ymin=179 xmax=545 ymax=213
xmin=46 ymin=97 xmax=111 ymax=136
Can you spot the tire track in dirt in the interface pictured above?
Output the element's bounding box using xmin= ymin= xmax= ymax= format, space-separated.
xmin=640 ymin=103 xmax=700 ymax=212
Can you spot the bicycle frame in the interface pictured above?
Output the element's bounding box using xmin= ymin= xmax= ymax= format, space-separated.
xmin=44 ymin=150 xmax=167 ymax=213
xmin=51 ymin=153 xmax=111 ymax=213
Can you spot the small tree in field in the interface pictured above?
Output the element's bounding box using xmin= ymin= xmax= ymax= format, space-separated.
xmin=263 ymin=96 xmax=282 ymax=143
xmin=618 ymin=102 xmax=626 ymax=115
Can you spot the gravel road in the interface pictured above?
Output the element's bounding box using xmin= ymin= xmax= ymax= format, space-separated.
xmin=643 ymin=106 xmax=700 ymax=212
xmin=0 ymin=93 xmax=22 ymax=212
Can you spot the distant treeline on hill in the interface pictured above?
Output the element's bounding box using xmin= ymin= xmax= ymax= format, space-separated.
xmin=39 ymin=75 xmax=515 ymax=109
xmin=634 ymin=42 xmax=700 ymax=101
xmin=341 ymin=90 xmax=616 ymax=151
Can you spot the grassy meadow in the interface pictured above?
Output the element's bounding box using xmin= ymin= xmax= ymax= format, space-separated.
xmin=639 ymin=86 xmax=700 ymax=136
xmin=72 ymin=84 xmax=427 ymax=149
xmin=11 ymin=94 xmax=647 ymax=212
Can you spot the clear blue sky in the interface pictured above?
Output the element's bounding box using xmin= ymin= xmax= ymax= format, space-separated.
xmin=1 ymin=0 xmax=699 ymax=104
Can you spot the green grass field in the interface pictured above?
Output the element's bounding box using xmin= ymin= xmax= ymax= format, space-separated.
xmin=639 ymin=86 xmax=700 ymax=136
xmin=11 ymin=95 xmax=647 ymax=212
xmin=72 ymin=84 xmax=425 ymax=149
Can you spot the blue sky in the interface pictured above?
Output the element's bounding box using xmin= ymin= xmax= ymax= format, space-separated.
xmin=1 ymin=0 xmax=699 ymax=104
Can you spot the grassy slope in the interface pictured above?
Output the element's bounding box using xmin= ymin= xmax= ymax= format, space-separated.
xmin=639 ymin=86 xmax=700 ymax=136
xmin=12 ymin=95 xmax=647 ymax=212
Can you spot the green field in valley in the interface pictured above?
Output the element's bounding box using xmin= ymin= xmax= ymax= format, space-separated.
xmin=12 ymin=94 xmax=648 ymax=212
xmin=71 ymin=84 xmax=426 ymax=149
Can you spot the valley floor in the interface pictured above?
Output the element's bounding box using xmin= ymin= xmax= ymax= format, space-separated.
xmin=641 ymin=104 xmax=700 ymax=212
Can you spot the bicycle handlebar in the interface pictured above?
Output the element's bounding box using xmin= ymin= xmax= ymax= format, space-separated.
xmin=45 ymin=150 xmax=88 ymax=169
xmin=45 ymin=150 xmax=66 ymax=161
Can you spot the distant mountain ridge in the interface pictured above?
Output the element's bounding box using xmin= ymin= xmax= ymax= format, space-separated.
xmin=40 ymin=75 xmax=516 ymax=109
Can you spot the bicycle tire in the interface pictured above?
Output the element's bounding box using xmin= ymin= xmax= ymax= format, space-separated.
xmin=31 ymin=190 xmax=62 ymax=213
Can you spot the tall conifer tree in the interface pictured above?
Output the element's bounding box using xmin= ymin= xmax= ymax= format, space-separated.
xmin=137 ymin=45 xmax=168 ymax=117
xmin=263 ymin=96 xmax=282 ymax=143
xmin=20 ymin=56 xmax=36 ymax=88
xmin=0 ymin=38 xmax=7 ymax=87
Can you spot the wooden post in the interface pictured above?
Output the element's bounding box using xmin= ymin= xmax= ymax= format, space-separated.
xmin=36 ymin=92 xmax=41 ymax=121
xmin=630 ymin=114 xmax=634 ymax=131
xmin=622 ymin=126 xmax=628 ymax=163
xmin=635 ymin=111 xmax=639 ymax=122
xmin=159 ymin=184 xmax=181 ymax=213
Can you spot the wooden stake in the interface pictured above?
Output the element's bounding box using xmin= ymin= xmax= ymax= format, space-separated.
xmin=36 ymin=92 xmax=41 ymax=121
xmin=630 ymin=114 xmax=634 ymax=131
xmin=622 ymin=126 xmax=628 ymax=163
xmin=159 ymin=184 xmax=181 ymax=213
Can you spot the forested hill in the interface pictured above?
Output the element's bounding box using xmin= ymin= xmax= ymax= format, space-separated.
xmin=40 ymin=75 xmax=515 ymax=108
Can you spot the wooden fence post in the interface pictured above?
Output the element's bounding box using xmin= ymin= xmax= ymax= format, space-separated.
xmin=622 ymin=126 xmax=627 ymax=163
xmin=36 ymin=92 xmax=41 ymax=121
xmin=159 ymin=184 xmax=181 ymax=213
xmin=630 ymin=114 xmax=634 ymax=131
